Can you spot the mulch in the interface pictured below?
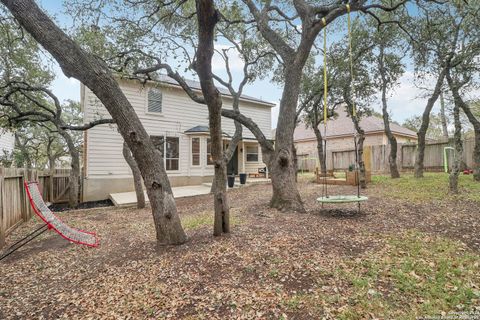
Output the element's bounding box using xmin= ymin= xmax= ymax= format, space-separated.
xmin=0 ymin=179 xmax=478 ymax=319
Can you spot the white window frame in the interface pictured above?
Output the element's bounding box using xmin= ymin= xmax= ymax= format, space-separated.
xmin=146 ymin=87 xmax=164 ymax=116
xmin=206 ymin=138 xmax=214 ymax=166
xmin=150 ymin=135 xmax=180 ymax=171
xmin=246 ymin=144 xmax=259 ymax=162
xmin=165 ymin=136 xmax=180 ymax=171
xmin=191 ymin=137 xmax=201 ymax=167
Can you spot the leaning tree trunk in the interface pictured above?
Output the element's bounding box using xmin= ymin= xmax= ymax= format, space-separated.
xmin=58 ymin=129 xmax=80 ymax=207
xmin=414 ymin=68 xmax=446 ymax=178
xmin=269 ymin=64 xmax=305 ymax=212
xmin=379 ymin=45 xmax=400 ymax=178
xmin=196 ymin=0 xmax=229 ymax=235
xmin=123 ymin=142 xmax=145 ymax=209
xmin=3 ymin=0 xmax=187 ymax=244
xmin=447 ymin=72 xmax=480 ymax=182
xmin=449 ymin=103 xmax=462 ymax=193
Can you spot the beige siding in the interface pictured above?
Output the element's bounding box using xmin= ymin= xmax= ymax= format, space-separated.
xmin=83 ymin=79 xmax=272 ymax=180
xmin=0 ymin=132 xmax=14 ymax=153
xmin=237 ymin=141 xmax=264 ymax=174
xmin=295 ymin=133 xmax=387 ymax=157
xmin=295 ymin=132 xmax=418 ymax=172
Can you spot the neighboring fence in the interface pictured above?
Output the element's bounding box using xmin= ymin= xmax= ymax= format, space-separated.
xmin=0 ymin=168 xmax=71 ymax=248
xmin=298 ymin=139 xmax=475 ymax=173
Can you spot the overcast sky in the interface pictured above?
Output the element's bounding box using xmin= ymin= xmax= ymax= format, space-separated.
xmin=39 ymin=1 xmax=479 ymax=129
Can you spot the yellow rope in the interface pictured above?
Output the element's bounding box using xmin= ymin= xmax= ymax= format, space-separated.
xmin=346 ymin=4 xmax=356 ymax=118
xmin=322 ymin=18 xmax=328 ymax=124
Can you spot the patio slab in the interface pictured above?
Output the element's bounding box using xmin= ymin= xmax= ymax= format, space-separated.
xmin=109 ymin=185 xmax=211 ymax=207
xmin=109 ymin=178 xmax=271 ymax=207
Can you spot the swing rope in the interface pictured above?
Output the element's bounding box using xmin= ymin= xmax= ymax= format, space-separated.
xmin=322 ymin=17 xmax=328 ymax=200
xmin=317 ymin=3 xmax=368 ymax=210
xmin=346 ymin=4 xmax=361 ymax=200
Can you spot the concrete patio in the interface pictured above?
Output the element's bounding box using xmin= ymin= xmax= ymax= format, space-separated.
xmin=109 ymin=178 xmax=271 ymax=207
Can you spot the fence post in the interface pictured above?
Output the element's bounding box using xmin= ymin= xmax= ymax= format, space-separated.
xmin=17 ymin=168 xmax=28 ymax=222
xmin=0 ymin=168 xmax=5 ymax=248
xmin=49 ymin=170 xmax=54 ymax=203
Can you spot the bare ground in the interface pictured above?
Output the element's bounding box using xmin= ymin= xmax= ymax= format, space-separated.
xmin=0 ymin=179 xmax=479 ymax=319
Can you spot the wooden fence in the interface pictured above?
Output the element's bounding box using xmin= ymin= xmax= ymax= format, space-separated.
xmin=297 ymin=139 xmax=475 ymax=173
xmin=0 ymin=168 xmax=71 ymax=248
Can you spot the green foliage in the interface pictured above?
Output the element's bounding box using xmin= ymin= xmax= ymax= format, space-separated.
xmin=0 ymin=149 xmax=14 ymax=167
xmin=403 ymin=113 xmax=449 ymax=140
xmin=300 ymin=18 xmax=376 ymax=126
xmin=0 ymin=8 xmax=53 ymax=85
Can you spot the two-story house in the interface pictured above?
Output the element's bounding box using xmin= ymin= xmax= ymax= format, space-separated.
xmin=81 ymin=76 xmax=275 ymax=201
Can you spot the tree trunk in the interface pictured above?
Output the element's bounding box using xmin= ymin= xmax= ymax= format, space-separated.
xmin=414 ymin=68 xmax=446 ymax=178
xmin=379 ymin=44 xmax=400 ymax=178
xmin=312 ymin=122 xmax=327 ymax=176
xmin=269 ymin=65 xmax=305 ymax=212
xmin=58 ymin=129 xmax=80 ymax=207
xmin=343 ymin=85 xmax=366 ymax=188
xmin=3 ymin=0 xmax=187 ymax=244
xmin=123 ymin=141 xmax=146 ymax=209
xmin=352 ymin=118 xmax=366 ymax=189
xmin=447 ymin=72 xmax=480 ymax=182
xmin=439 ymin=92 xmax=449 ymax=140
xmin=449 ymin=102 xmax=462 ymax=193
xmin=48 ymin=156 xmax=55 ymax=171
xmin=210 ymin=116 xmax=242 ymax=194
xmin=195 ymin=0 xmax=229 ymax=235
xmin=14 ymin=134 xmax=31 ymax=168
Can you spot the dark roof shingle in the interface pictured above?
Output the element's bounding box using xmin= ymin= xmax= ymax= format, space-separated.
xmin=153 ymin=75 xmax=275 ymax=107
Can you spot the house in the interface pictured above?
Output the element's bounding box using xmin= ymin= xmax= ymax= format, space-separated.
xmin=81 ymin=76 xmax=275 ymax=201
xmin=294 ymin=109 xmax=417 ymax=169
xmin=0 ymin=131 xmax=14 ymax=155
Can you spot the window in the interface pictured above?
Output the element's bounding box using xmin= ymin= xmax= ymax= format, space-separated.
xmin=206 ymin=138 xmax=214 ymax=165
xmin=191 ymin=137 xmax=200 ymax=166
xmin=246 ymin=145 xmax=259 ymax=162
xmin=149 ymin=135 xmax=179 ymax=170
xmin=148 ymin=88 xmax=162 ymax=113
xmin=165 ymin=137 xmax=179 ymax=171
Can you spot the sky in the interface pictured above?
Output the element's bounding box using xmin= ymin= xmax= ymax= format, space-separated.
xmin=37 ymin=1 xmax=476 ymax=129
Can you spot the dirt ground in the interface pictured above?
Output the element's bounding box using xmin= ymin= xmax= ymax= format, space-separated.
xmin=0 ymin=178 xmax=479 ymax=319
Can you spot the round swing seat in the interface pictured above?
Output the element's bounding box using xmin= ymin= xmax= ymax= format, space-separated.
xmin=316 ymin=195 xmax=368 ymax=203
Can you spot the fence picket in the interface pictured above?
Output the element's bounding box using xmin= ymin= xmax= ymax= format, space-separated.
xmin=0 ymin=167 xmax=72 ymax=249
xmin=296 ymin=139 xmax=475 ymax=173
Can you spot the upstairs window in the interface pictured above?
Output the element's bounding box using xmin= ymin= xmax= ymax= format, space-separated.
xmin=246 ymin=145 xmax=259 ymax=162
xmin=148 ymin=88 xmax=162 ymax=113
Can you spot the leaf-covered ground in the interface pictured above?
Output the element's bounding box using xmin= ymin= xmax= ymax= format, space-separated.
xmin=1 ymin=174 xmax=479 ymax=319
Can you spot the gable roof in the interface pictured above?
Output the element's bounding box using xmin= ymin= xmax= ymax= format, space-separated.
xmin=294 ymin=109 xmax=417 ymax=142
xmin=127 ymin=74 xmax=276 ymax=108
